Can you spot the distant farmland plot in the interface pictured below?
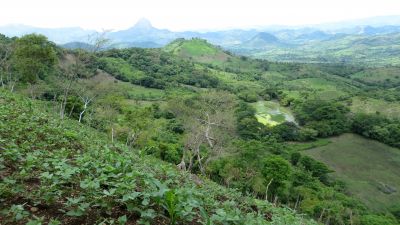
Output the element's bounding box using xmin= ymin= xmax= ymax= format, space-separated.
xmin=349 ymin=96 xmax=400 ymax=119
xmin=350 ymin=67 xmax=400 ymax=87
xmin=286 ymin=78 xmax=348 ymax=100
xmin=304 ymin=133 xmax=400 ymax=212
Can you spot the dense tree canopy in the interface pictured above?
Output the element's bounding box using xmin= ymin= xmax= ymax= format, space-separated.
xmin=12 ymin=34 xmax=57 ymax=83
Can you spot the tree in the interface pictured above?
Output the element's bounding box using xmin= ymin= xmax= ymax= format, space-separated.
xmin=0 ymin=39 xmax=14 ymax=90
xmin=262 ymin=156 xmax=291 ymax=201
xmin=293 ymin=100 xmax=350 ymax=137
xmin=58 ymin=31 xmax=109 ymax=120
xmin=12 ymin=34 xmax=57 ymax=84
xmin=87 ymin=30 xmax=111 ymax=53
xmin=168 ymin=91 xmax=236 ymax=174
xmin=300 ymin=156 xmax=331 ymax=183
xmin=271 ymin=122 xmax=299 ymax=141
xmin=58 ymin=53 xmax=80 ymax=120
xmin=75 ymin=79 xmax=100 ymax=123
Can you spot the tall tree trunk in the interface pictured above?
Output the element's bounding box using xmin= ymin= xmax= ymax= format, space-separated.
xmin=319 ymin=208 xmax=326 ymax=223
xmin=294 ymin=194 xmax=300 ymax=210
xmin=60 ymin=79 xmax=73 ymax=120
xmin=196 ymin=147 xmax=205 ymax=174
xmin=111 ymin=127 xmax=114 ymax=143
xmin=265 ymin=178 xmax=274 ymax=201
xmin=349 ymin=209 xmax=353 ymax=225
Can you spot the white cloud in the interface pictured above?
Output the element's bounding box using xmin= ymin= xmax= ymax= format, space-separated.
xmin=1 ymin=0 xmax=399 ymax=30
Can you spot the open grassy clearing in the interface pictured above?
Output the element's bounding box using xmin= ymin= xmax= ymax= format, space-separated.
xmin=304 ymin=133 xmax=400 ymax=212
xmin=251 ymin=101 xmax=296 ymax=126
xmin=349 ymin=96 xmax=400 ymax=119
xmin=97 ymin=57 xmax=145 ymax=80
xmin=286 ymin=78 xmax=349 ymax=100
xmin=91 ymin=72 xmax=166 ymax=101
xmin=350 ymin=67 xmax=400 ymax=86
xmin=210 ymin=69 xmax=263 ymax=91
xmin=262 ymin=71 xmax=287 ymax=81
xmin=165 ymin=39 xmax=230 ymax=65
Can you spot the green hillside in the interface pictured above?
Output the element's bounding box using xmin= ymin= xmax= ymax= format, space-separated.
xmin=350 ymin=67 xmax=400 ymax=87
xmin=0 ymin=90 xmax=316 ymax=224
xmin=233 ymin=33 xmax=400 ymax=66
xmin=164 ymin=38 xmax=231 ymax=65
xmin=1 ymin=34 xmax=400 ymax=225
xmin=349 ymin=96 xmax=400 ymax=119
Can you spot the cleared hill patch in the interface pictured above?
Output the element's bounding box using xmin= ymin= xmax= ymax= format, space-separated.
xmin=165 ymin=38 xmax=231 ymax=65
xmin=304 ymin=133 xmax=400 ymax=212
xmin=349 ymin=96 xmax=400 ymax=119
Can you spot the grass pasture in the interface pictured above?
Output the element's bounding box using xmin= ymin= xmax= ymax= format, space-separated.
xmin=211 ymin=69 xmax=263 ymax=91
xmin=286 ymin=78 xmax=348 ymax=100
xmin=98 ymin=57 xmax=145 ymax=81
xmin=304 ymin=133 xmax=400 ymax=212
xmin=91 ymin=71 xmax=166 ymax=101
xmin=349 ymin=96 xmax=400 ymax=119
xmin=350 ymin=67 xmax=400 ymax=87
xmin=165 ymin=38 xmax=230 ymax=65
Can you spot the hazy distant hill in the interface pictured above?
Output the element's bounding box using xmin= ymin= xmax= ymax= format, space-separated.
xmin=0 ymin=24 xmax=94 ymax=43
xmin=240 ymin=32 xmax=281 ymax=49
xmin=2 ymin=16 xmax=400 ymax=47
xmin=108 ymin=19 xmax=257 ymax=47
xmin=108 ymin=18 xmax=177 ymax=45
xmin=295 ymin=30 xmax=332 ymax=41
xmin=232 ymin=32 xmax=400 ymax=65
xmin=109 ymin=41 xmax=162 ymax=48
xmin=2 ymin=16 xmax=400 ymax=64
xmin=61 ymin=41 xmax=94 ymax=50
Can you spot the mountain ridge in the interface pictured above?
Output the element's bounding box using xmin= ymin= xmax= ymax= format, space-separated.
xmin=2 ymin=16 xmax=400 ymax=45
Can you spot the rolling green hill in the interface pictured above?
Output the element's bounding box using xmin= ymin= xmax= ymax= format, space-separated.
xmin=232 ymin=33 xmax=400 ymax=66
xmin=349 ymin=96 xmax=400 ymax=119
xmin=164 ymin=38 xmax=231 ymax=65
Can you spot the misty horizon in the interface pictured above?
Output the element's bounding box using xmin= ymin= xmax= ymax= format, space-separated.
xmin=1 ymin=15 xmax=400 ymax=33
xmin=2 ymin=0 xmax=400 ymax=31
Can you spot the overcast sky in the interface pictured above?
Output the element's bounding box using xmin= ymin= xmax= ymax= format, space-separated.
xmin=1 ymin=0 xmax=400 ymax=31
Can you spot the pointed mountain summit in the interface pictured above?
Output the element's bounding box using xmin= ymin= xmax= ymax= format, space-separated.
xmin=241 ymin=32 xmax=281 ymax=48
xmin=132 ymin=18 xmax=154 ymax=30
xmin=254 ymin=32 xmax=279 ymax=42
xmin=109 ymin=18 xmax=175 ymax=43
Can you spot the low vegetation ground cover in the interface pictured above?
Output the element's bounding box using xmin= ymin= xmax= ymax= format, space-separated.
xmin=304 ymin=133 xmax=400 ymax=212
xmin=0 ymin=90 xmax=316 ymax=225
xmin=349 ymin=96 xmax=400 ymax=119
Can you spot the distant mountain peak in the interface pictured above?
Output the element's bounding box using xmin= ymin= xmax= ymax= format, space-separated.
xmin=254 ymin=32 xmax=279 ymax=42
xmin=133 ymin=18 xmax=153 ymax=30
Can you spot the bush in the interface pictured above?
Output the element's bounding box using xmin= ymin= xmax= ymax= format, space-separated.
xmin=298 ymin=128 xmax=318 ymax=141
xmin=238 ymin=90 xmax=258 ymax=102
